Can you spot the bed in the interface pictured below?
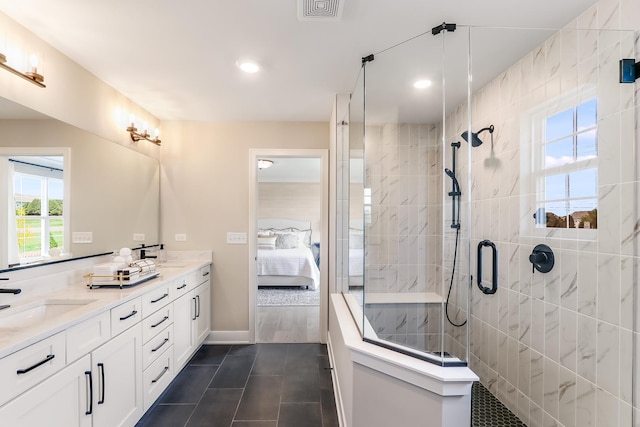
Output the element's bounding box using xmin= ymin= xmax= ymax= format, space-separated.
xmin=257 ymin=218 xmax=320 ymax=290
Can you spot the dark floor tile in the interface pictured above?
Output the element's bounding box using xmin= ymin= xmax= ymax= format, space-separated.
xmin=282 ymin=371 xmax=320 ymax=403
xmin=210 ymin=355 xmax=255 ymax=388
xmin=234 ymin=375 xmax=283 ymax=421
xmin=229 ymin=344 xmax=260 ymax=357
xmin=285 ymin=344 xmax=324 ymax=372
xmin=252 ymin=344 xmax=288 ymax=375
xmin=186 ymin=388 xmax=243 ymax=427
xmin=278 ymin=402 xmax=322 ymax=427
xmin=190 ymin=345 xmax=230 ymax=365
xmin=159 ymin=365 xmax=218 ymax=404
xmin=318 ymin=364 xmax=333 ymax=392
xmin=232 ymin=422 xmax=277 ymax=427
xmin=320 ymin=389 xmax=340 ymax=427
xmin=135 ymin=403 xmax=195 ymax=427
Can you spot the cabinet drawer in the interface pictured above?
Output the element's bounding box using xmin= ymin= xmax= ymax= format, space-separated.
xmin=66 ymin=311 xmax=111 ymax=363
xmin=142 ymin=324 xmax=173 ymax=370
xmin=142 ymin=304 xmax=173 ymax=344
xmin=173 ymin=275 xmax=192 ymax=297
xmin=142 ymin=283 xmax=172 ymax=317
xmin=198 ymin=265 xmax=211 ymax=285
xmin=0 ymin=332 xmax=66 ymax=406
xmin=143 ymin=345 xmax=174 ymax=411
xmin=111 ymin=297 xmax=142 ymax=336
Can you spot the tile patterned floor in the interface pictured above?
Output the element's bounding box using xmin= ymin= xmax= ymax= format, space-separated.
xmin=136 ymin=344 xmax=339 ymax=427
xmin=472 ymin=382 xmax=526 ymax=427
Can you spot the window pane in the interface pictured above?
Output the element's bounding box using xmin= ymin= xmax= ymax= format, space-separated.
xmin=14 ymin=175 xmax=42 ymax=216
xmin=48 ymin=179 xmax=64 ymax=216
xmin=569 ymin=169 xmax=597 ymax=198
xmin=17 ymin=217 xmax=42 ymax=258
xmin=576 ymin=129 xmax=597 ymax=161
xmin=577 ymin=98 xmax=597 ymax=130
xmin=545 ymin=174 xmax=566 ymax=200
xmin=546 ymin=108 xmax=573 ymax=141
xmin=49 ymin=219 xmax=64 ymax=250
xmin=545 ymin=201 xmax=568 ymax=228
xmin=571 ymin=204 xmax=597 ymax=229
xmin=545 ymin=137 xmax=573 ymax=168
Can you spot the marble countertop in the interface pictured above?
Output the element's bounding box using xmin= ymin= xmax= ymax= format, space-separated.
xmin=0 ymin=260 xmax=210 ymax=359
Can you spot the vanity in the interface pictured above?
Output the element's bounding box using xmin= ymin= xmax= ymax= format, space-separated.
xmin=0 ymin=259 xmax=211 ymax=427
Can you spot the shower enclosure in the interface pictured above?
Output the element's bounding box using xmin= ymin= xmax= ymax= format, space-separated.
xmin=337 ymin=19 xmax=638 ymax=426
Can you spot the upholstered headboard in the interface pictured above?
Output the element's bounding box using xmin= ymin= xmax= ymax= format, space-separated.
xmin=257 ymin=218 xmax=313 ymax=247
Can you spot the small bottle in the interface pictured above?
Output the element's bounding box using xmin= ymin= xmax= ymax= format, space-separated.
xmin=157 ymin=244 xmax=167 ymax=264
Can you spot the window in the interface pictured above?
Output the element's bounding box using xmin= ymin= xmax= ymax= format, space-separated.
xmin=536 ymin=98 xmax=597 ymax=229
xmin=11 ymin=157 xmax=65 ymax=263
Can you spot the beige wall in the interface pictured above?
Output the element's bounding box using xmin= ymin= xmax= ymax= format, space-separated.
xmin=258 ymin=182 xmax=321 ymax=242
xmin=0 ymin=11 xmax=159 ymax=160
xmin=160 ymin=121 xmax=329 ymax=333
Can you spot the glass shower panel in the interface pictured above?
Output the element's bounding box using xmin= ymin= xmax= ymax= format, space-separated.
xmin=359 ymin=27 xmax=471 ymax=366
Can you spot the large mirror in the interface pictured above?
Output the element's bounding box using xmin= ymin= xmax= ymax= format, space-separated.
xmin=0 ymin=98 xmax=160 ymax=272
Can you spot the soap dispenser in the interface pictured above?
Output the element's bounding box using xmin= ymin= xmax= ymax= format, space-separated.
xmin=157 ymin=244 xmax=167 ymax=263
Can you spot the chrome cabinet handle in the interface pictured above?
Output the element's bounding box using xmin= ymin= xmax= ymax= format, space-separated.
xmin=196 ymin=295 xmax=200 ymax=318
xmin=17 ymin=354 xmax=55 ymax=374
xmin=177 ymin=283 xmax=187 ymax=290
xmin=192 ymin=297 xmax=197 ymax=320
xmin=202 ymin=271 xmax=210 ymax=277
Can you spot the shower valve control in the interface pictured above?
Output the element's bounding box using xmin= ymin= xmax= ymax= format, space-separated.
xmin=529 ymin=244 xmax=554 ymax=274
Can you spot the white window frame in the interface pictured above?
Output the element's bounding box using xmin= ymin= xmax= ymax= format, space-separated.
xmin=0 ymin=147 xmax=70 ymax=268
xmin=522 ymin=89 xmax=597 ymax=241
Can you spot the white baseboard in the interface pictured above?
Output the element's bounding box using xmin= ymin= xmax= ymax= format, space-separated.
xmin=206 ymin=330 xmax=251 ymax=344
xmin=327 ymin=333 xmax=347 ymax=427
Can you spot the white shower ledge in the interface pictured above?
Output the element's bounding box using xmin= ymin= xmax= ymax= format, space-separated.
xmin=364 ymin=292 xmax=442 ymax=304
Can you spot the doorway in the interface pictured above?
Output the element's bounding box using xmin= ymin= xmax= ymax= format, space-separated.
xmin=249 ymin=149 xmax=328 ymax=344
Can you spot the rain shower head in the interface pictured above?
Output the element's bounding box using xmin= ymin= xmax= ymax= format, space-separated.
xmin=461 ymin=124 xmax=494 ymax=147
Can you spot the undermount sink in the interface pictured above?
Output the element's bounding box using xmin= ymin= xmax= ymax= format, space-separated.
xmin=158 ymin=264 xmax=186 ymax=269
xmin=0 ymin=299 xmax=97 ymax=329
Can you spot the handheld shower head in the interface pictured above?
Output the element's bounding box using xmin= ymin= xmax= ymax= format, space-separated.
xmin=461 ymin=124 xmax=494 ymax=147
xmin=444 ymin=168 xmax=460 ymax=192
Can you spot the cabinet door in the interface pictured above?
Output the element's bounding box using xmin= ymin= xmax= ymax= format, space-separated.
xmin=173 ymin=291 xmax=195 ymax=370
xmin=92 ymin=323 xmax=143 ymax=427
xmin=0 ymin=355 xmax=92 ymax=427
xmin=195 ymin=280 xmax=210 ymax=346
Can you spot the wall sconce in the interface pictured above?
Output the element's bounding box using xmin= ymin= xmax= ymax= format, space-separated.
xmin=257 ymin=159 xmax=274 ymax=169
xmin=0 ymin=51 xmax=45 ymax=88
xmin=126 ymin=116 xmax=161 ymax=146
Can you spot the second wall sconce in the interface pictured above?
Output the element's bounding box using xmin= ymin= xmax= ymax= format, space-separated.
xmin=126 ymin=116 xmax=161 ymax=146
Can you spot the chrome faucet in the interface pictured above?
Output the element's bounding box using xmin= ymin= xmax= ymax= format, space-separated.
xmin=0 ymin=278 xmax=20 ymax=311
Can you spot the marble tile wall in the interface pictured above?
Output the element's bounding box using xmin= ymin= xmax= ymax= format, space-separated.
xmin=362 ymin=122 xmax=444 ymax=345
xmin=453 ymin=2 xmax=640 ymax=426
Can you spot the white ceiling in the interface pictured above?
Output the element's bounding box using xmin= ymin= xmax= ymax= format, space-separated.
xmin=0 ymin=0 xmax=599 ymax=122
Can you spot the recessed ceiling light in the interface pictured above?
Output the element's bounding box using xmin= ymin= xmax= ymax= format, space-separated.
xmin=413 ymin=79 xmax=432 ymax=89
xmin=237 ymin=61 xmax=260 ymax=73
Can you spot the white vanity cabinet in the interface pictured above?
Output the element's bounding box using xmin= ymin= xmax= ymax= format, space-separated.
xmin=90 ymin=323 xmax=144 ymax=427
xmin=173 ymin=266 xmax=210 ymax=370
xmin=0 ymin=261 xmax=211 ymax=427
xmin=0 ymin=355 xmax=92 ymax=427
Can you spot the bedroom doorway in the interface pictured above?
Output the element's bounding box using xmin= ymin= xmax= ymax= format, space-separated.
xmin=249 ymin=149 xmax=328 ymax=344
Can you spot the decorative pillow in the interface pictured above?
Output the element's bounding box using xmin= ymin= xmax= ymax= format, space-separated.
xmin=257 ymin=236 xmax=277 ymax=250
xmin=276 ymin=233 xmax=299 ymax=249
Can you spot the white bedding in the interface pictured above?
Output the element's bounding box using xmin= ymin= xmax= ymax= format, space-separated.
xmin=257 ymin=246 xmax=320 ymax=290
xmin=349 ymin=248 xmax=364 ymax=277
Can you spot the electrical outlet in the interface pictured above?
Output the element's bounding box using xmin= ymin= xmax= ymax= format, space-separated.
xmin=175 ymin=233 xmax=187 ymax=242
xmin=72 ymin=231 xmax=93 ymax=244
xmin=227 ymin=232 xmax=247 ymax=244
xmin=133 ymin=233 xmax=145 ymax=241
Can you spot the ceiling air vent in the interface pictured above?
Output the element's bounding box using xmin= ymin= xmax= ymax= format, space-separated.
xmin=298 ymin=0 xmax=344 ymax=21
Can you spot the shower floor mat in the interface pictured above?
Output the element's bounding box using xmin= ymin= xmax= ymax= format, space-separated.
xmin=472 ymin=382 xmax=526 ymax=427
